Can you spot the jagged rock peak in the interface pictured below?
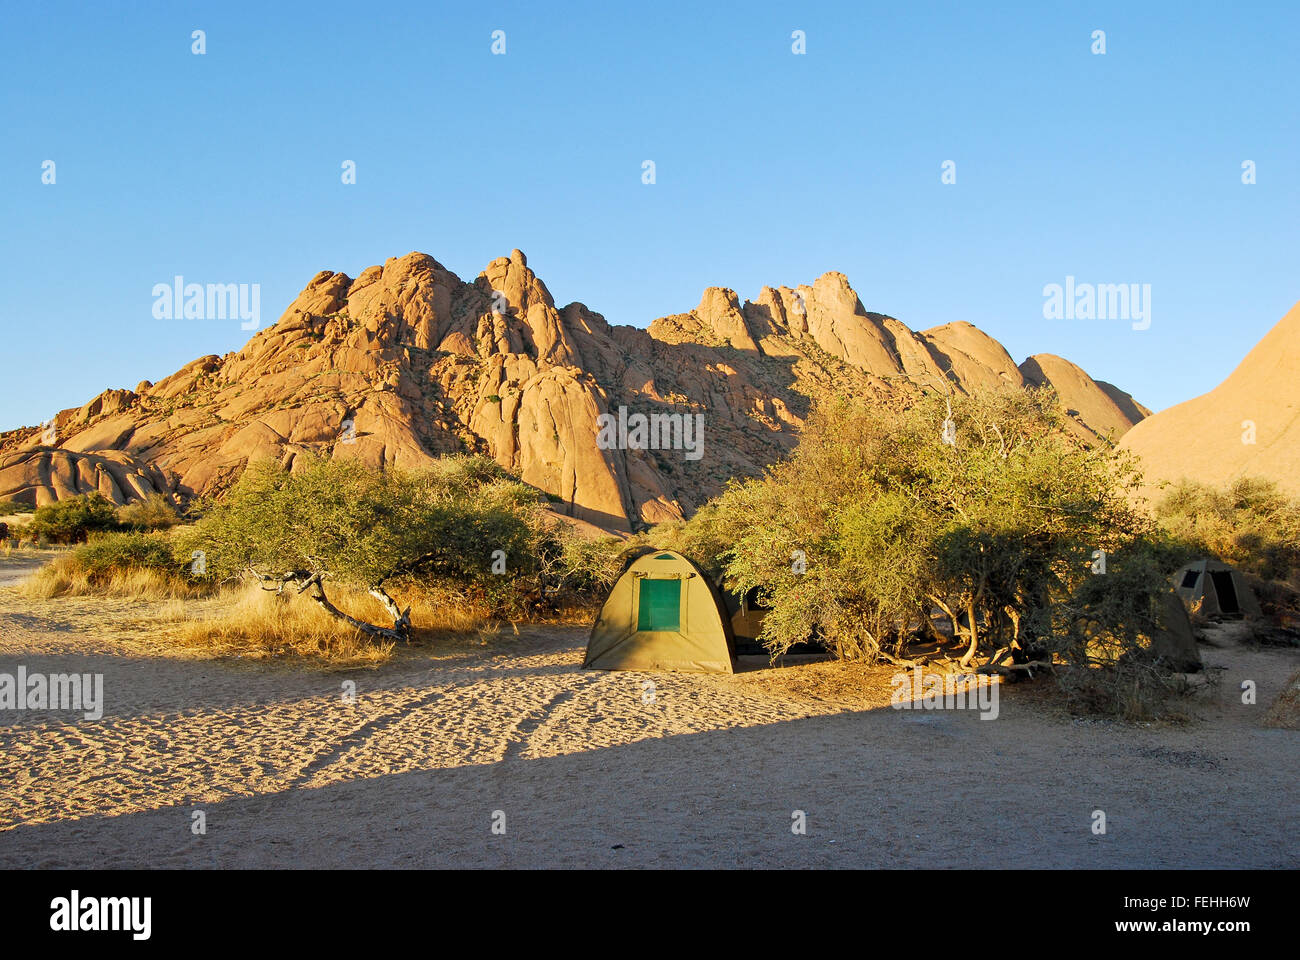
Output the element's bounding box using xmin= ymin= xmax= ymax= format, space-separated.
xmin=0 ymin=249 xmax=1152 ymax=533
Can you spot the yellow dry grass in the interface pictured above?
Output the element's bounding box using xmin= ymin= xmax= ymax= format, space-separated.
xmin=175 ymin=582 xmax=497 ymax=667
xmin=1263 ymin=668 xmax=1300 ymax=729
xmin=176 ymin=585 xmax=393 ymax=666
xmin=21 ymin=554 xmax=205 ymax=601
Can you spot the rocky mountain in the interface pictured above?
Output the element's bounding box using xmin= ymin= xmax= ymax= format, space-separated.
xmin=1119 ymin=300 xmax=1300 ymax=501
xmin=0 ymin=250 xmax=1149 ymax=531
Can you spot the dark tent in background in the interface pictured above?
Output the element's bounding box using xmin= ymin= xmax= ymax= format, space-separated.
xmin=724 ymin=586 xmax=771 ymax=655
xmin=722 ymin=586 xmax=827 ymax=656
xmin=1173 ymin=559 xmax=1261 ymax=618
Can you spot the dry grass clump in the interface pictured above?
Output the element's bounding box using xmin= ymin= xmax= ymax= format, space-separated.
xmin=177 ymin=584 xmax=395 ymax=666
xmin=22 ymin=552 xmax=206 ymax=601
xmin=1263 ymin=669 xmax=1300 ymax=730
xmin=390 ymin=581 xmax=495 ymax=638
xmin=176 ymin=581 xmax=499 ymax=666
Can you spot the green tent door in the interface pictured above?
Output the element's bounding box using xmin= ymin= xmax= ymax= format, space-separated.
xmin=637 ymin=578 xmax=682 ymax=631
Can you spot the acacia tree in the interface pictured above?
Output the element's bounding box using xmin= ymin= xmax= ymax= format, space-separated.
xmin=181 ymin=455 xmax=541 ymax=640
xmin=692 ymin=388 xmax=1154 ymax=666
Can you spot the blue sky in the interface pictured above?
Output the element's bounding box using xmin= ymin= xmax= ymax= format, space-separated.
xmin=1 ymin=0 xmax=1296 ymax=429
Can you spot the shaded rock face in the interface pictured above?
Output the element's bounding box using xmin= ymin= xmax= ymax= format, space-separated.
xmin=0 ymin=250 xmax=1150 ymax=530
xmin=1119 ymin=300 xmax=1300 ymax=502
xmin=1019 ymin=353 xmax=1153 ymax=445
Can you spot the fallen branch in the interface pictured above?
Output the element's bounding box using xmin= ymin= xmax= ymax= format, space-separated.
xmin=367 ymin=584 xmax=412 ymax=638
xmin=976 ymin=660 xmax=1052 ymax=677
xmin=878 ymin=651 xmax=919 ymax=668
xmin=303 ymin=576 xmax=406 ymax=643
xmin=247 ymin=565 xmax=409 ymax=643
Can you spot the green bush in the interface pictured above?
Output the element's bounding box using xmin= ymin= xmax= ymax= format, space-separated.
xmin=69 ymin=531 xmax=178 ymax=579
xmin=1155 ymin=477 xmax=1300 ymax=583
xmin=29 ymin=493 xmax=122 ymax=544
xmin=0 ymin=500 xmax=28 ymax=517
xmin=22 ymin=530 xmax=207 ymax=600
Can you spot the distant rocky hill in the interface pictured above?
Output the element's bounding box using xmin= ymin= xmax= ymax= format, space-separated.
xmin=1120 ymin=300 xmax=1300 ymax=502
xmin=0 ymin=249 xmax=1149 ymax=531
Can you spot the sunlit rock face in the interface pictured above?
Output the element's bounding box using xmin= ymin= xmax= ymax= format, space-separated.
xmin=0 ymin=250 xmax=1149 ymax=530
xmin=1119 ymin=301 xmax=1300 ymax=502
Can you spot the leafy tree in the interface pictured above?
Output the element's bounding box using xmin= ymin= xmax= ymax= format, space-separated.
xmin=29 ymin=493 xmax=122 ymax=544
xmin=180 ymin=454 xmax=582 ymax=640
xmin=678 ymin=388 xmax=1158 ymax=669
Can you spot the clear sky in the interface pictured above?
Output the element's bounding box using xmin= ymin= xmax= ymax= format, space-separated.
xmin=1 ymin=0 xmax=1296 ymax=429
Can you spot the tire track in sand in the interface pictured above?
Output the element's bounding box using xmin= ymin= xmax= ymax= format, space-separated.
xmin=288 ymin=684 xmax=457 ymax=787
xmin=501 ymin=673 xmax=614 ymax=761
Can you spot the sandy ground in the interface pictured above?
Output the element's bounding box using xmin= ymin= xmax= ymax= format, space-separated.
xmin=0 ymin=554 xmax=1297 ymax=869
xmin=0 ymin=553 xmax=46 ymax=589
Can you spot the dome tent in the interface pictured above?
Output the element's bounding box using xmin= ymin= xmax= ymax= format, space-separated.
xmin=584 ymin=548 xmax=736 ymax=673
xmin=1172 ymin=559 xmax=1261 ymax=618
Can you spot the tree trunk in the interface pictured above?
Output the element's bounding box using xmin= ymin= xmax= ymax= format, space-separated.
xmin=959 ymin=600 xmax=980 ymax=667
xmin=249 ymin=567 xmax=409 ymax=643
xmin=305 ymin=578 xmax=407 ymax=642
xmin=367 ymin=584 xmax=411 ymax=640
xmin=929 ymin=596 xmax=961 ymax=643
xmin=1004 ymin=605 xmax=1021 ymax=642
